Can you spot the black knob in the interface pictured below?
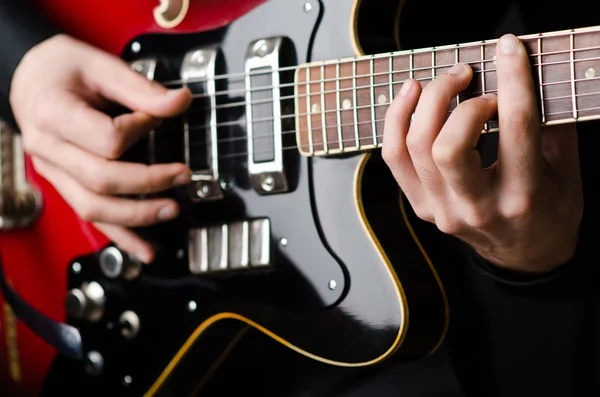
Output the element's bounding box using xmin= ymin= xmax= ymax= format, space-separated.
xmin=65 ymin=281 xmax=105 ymax=322
xmin=99 ymin=246 xmax=143 ymax=280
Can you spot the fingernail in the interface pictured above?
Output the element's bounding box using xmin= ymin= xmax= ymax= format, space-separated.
xmin=172 ymin=172 xmax=191 ymax=186
xmin=167 ymin=87 xmax=187 ymax=96
xmin=399 ymin=80 xmax=413 ymax=96
xmin=499 ymin=34 xmax=519 ymax=54
xmin=157 ymin=204 xmax=178 ymax=221
xmin=134 ymin=251 xmax=152 ymax=264
xmin=446 ymin=63 xmax=466 ymax=75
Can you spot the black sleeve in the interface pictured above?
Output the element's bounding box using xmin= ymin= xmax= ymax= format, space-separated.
xmin=0 ymin=1 xmax=60 ymax=125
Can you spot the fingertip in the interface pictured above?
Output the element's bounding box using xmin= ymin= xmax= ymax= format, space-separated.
xmin=156 ymin=200 xmax=180 ymax=222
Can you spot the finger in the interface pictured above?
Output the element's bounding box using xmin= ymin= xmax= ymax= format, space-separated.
xmin=93 ymin=222 xmax=155 ymax=264
xmin=85 ymin=54 xmax=192 ymax=117
xmin=32 ymin=133 xmax=191 ymax=195
xmin=382 ymin=79 xmax=429 ymax=210
xmin=45 ymin=93 xmax=163 ymax=159
xmin=33 ymin=157 xmax=181 ymax=227
xmin=432 ymin=94 xmax=498 ymax=199
xmin=495 ymin=34 xmax=542 ymax=188
xmin=407 ymin=62 xmax=473 ymax=194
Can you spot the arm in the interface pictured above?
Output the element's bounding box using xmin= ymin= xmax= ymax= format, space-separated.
xmin=0 ymin=1 xmax=60 ymax=120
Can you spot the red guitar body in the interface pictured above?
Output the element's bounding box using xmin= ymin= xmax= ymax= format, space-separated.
xmin=0 ymin=1 xmax=267 ymax=395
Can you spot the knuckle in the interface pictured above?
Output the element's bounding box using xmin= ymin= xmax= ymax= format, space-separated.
xmin=102 ymin=130 xmax=126 ymax=159
xmin=382 ymin=143 xmax=404 ymax=167
xmin=501 ymin=196 xmax=534 ymax=220
xmin=89 ymin=174 xmax=113 ymax=194
xmin=32 ymin=98 xmax=55 ymax=129
xmin=21 ymin=131 xmax=41 ymax=154
xmin=463 ymin=207 xmax=492 ymax=229
xmin=413 ymin=204 xmax=433 ymax=223
xmin=435 ymin=213 xmax=461 ymax=235
xmin=432 ymin=141 xmax=460 ymax=168
xmin=406 ymin=133 xmax=427 ymax=157
xmin=77 ymin=202 xmax=102 ymax=223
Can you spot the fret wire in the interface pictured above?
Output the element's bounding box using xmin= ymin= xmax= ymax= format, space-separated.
xmin=305 ymin=67 xmax=314 ymax=154
xmin=370 ymin=57 xmax=377 ymax=145
xmin=352 ymin=60 xmax=360 ymax=149
xmin=570 ymin=31 xmax=578 ymax=119
xmin=538 ymin=35 xmax=546 ymax=123
xmin=320 ymin=64 xmax=328 ymax=154
xmin=158 ymin=28 xmax=600 ymax=87
xmin=336 ymin=62 xmax=343 ymax=150
xmin=455 ymin=45 xmax=461 ymax=105
xmin=197 ymin=49 xmax=600 ymax=105
xmin=410 ymin=50 xmax=414 ymax=79
xmin=193 ymin=88 xmax=600 ymax=153
xmin=432 ymin=49 xmax=436 ymax=81
xmin=388 ymin=55 xmax=394 ymax=102
xmin=481 ymin=42 xmax=489 ymax=131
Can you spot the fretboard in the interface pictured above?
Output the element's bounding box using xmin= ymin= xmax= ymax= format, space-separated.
xmin=294 ymin=26 xmax=600 ymax=157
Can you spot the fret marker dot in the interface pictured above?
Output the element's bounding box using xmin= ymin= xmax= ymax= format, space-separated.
xmin=378 ymin=94 xmax=387 ymax=105
xmin=585 ymin=67 xmax=596 ymax=79
xmin=311 ymin=103 xmax=320 ymax=113
xmin=342 ymin=99 xmax=352 ymax=109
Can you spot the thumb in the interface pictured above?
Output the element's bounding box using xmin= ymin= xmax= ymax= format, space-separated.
xmin=87 ymin=54 xmax=193 ymax=117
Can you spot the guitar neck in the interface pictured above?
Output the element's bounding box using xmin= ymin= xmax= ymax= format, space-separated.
xmin=294 ymin=25 xmax=600 ymax=157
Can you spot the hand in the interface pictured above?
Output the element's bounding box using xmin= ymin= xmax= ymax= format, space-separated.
xmin=382 ymin=34 xmax=583 ymax=274
xmin=10 ymin=34 xmax=193 ymax=263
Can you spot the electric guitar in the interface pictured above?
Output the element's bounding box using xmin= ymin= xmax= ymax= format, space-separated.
xmin=0 ymin=0 xmax=598 ymax=395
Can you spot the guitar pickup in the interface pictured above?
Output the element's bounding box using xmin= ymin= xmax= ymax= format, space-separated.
xmin=130 ymin=58 xmax=161 ymax=166
xmin=188 ymin=218 xmax=271 ymax=274
xmin=244 ymin=37 xmax=289 ymax=195
xmin=180 ymin=47 xmax=223 ymax=201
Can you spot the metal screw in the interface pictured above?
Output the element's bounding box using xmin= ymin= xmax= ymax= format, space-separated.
xmin=279 ymin=238 xmax=288 ymax=247
xmin=261 ymin=174 xmax=274 ymax=192
xmin=123 ymin=375 xmax=132 ymax=386
xmin=188 ymin=300 xmax=197 ymax=312
xmin=131 ymin=42 xmax=141 ymax=53
xmin=176 ymin=249 xmax=184 ymax=259
xmin=220 ymin=179 xmax=230 ymax=191
xmin=197 ymin=182 xmax=210 ymax=198
xmin=328 ymin=280 xmax=337 ymax=290
xmin=254 ymin=40 xmax=270 ymax=57
xmin=303 ymin=1 xmax=312 ymax=12
xmin=72 ymin=262 xmax=82 ymax=274
xmin=84 ymin=351 xmax=104 ymax=376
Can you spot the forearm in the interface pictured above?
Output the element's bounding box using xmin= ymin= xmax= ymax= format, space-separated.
xmin=0 ymin=0 xmax=60 ymax=122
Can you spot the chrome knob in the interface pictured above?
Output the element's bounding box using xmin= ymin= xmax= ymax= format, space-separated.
xmin=99 ymin=246 xmax=142 ymax=280
xmin=65 ymin=281 xmax=105 ymax=322
xmin=118 ymin=310 xmax=141 ymax=339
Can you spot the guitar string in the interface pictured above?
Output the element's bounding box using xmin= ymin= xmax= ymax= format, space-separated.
xmin=149 ymin=95 xmax=600 ymax=163
xmin=190 ymin=49 xmax=600 ymax=104
xmin=168 ymin=73 xmax=598 ymax=150
xmin=196 ymin=54 xmax=600 ymax=113
xmin=154 ymin=29 xmax=600 ymax=86
xmin=186 ymin=73 xmax=600 ymax=131
xmin=183 ymin=85 xmax=598 ymax=148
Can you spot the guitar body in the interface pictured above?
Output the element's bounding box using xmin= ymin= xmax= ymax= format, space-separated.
xmin=0 ymin=0 xmax=448 ymax=395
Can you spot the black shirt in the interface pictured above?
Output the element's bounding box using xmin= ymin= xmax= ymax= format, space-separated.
xmin=1 ymin=1 xmax=599 ymax=396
